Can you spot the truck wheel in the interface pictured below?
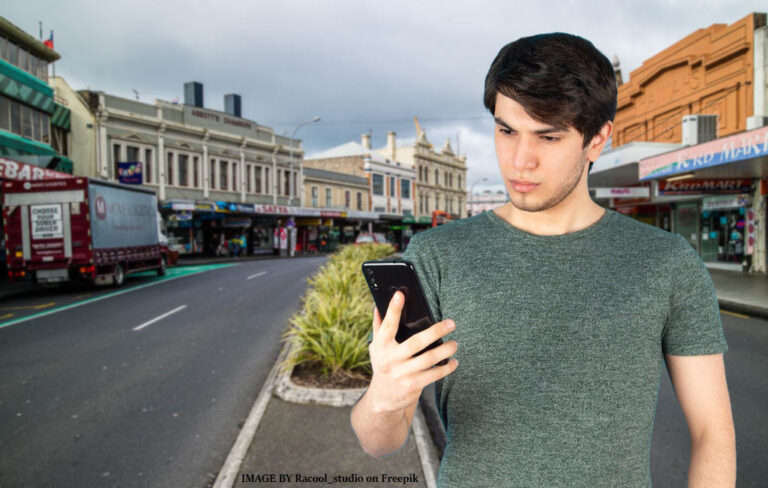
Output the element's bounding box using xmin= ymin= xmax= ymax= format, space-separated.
xmin=114 ymin=263 xmax=125 ymax=287
xmin=157 ymin=256 xmax=167 ymax=276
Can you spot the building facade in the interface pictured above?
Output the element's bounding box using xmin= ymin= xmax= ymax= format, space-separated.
xmin=590 ymin=12 xmax=768 ymax=274
xmin=378 ymin=129 xmax=467 ymax=223
xmin=467 ymin=190 xmax=509 ymax=216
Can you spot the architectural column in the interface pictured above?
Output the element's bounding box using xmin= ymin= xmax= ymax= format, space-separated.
xmin=272 ymin=147 xmax=279 ymax=205
xmin=240 ymin=139 xmax=247 ymax=203
xmin=157 ymin=122 xmax=166 ymax=201
xmin=202 ymin=130 xmax=210 ymax=198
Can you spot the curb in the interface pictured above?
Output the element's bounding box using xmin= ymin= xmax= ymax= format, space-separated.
xmin=212 ymin=340 xmax=293 ymax=488
xmin=272 ymin=342 xmax=439 ymax=488
xmin=718 ymin=299 xmax=768 ymax=320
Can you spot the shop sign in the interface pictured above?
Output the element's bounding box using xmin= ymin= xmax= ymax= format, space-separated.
xmin=402 ymin=216 xmax=416 ymax=224
xmin=170 ymin=202 xmax=195 ymax=211
xmin=255 ymin=204 xmax=290 ymax=215
xmin=215 ymin=201 xmax=238 ymax=212
xmin=117 ymin=161 xmax=142 ymax=184
xmin=595 ymin=187 xmax=650 ymax=198
xmin=296 ymin=218 xmax=322 ymax=226
xmin=223 ymin=218 xmax=252 ymax=228
xmin=194 ymin=202 xmax=215 ymax=212
xmin=322 ymin=219 xmax=333 ymax=226
xmin=321 ymin=210 xmax=345 ymax=218
xmin=168 ymin=212 xmax=193 ymax=222
xmin=658 ymin=178 xmax=753 ymax=195
xmin=235 ymin=203 xmax=255 ymax=213
xmin=0 ymin=157 xmax=73 ymax=181
xmin=639 ymin=125 xmax=768 ymax=180
xmin=701 ymin=194 xmax=752 ymax=210
xmin=293 ymin=207 xmax=321 ymax=217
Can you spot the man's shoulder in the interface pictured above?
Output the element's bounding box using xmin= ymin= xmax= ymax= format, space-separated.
xmin=607 ymin=210 xmax=684 ymax=251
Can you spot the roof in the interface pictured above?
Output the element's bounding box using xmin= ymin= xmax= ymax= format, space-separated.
xmin=307 ymin=141 xmax=368 ymax=159
xmin=0 ymin=16 xmax=61 ymax=62
xmin=303 ymin=167 xmax=368 ymax=186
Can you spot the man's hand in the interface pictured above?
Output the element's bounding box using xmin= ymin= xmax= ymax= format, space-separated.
xmin=367 ymin=291 xmax=459 ymax=415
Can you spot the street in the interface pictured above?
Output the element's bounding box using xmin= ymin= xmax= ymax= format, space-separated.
xmin=0 ymin=257 xmax=327 ymax=488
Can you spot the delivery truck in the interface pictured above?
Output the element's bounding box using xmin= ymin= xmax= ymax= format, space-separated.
xmin=3 ymin=177 xmax=173 ymax=287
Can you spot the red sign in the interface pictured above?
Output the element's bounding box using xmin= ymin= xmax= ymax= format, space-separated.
xmin=0 ymin=157 xmax=73 ymax=181
xmin=659 ymin=178 xmax=753 ymax=195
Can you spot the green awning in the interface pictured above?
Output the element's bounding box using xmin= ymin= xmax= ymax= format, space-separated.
xmin=0 ymin=61 xmax=54 ymax=113
xmin=0 ymin=131 xmax=56 ymax=157
xmin=52 ymin=103 xmax=71 ymax=131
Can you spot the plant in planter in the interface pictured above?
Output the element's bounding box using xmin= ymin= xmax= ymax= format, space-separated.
xmin=280 ymin=242 xmax=395 ymax=389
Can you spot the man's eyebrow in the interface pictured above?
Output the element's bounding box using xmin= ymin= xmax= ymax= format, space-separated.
xmin=493 ymin=117 xmax=566 ymax=135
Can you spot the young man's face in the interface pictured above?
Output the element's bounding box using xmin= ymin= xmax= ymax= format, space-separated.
xmin=493 ymin=92 xmax=603 ymax=213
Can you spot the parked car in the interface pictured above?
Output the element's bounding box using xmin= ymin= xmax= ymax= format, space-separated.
xmin=354 ymin=232 xmax=388 ymax=244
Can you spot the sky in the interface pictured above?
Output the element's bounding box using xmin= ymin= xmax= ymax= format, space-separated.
xmin=5 ymin=0 xmax=765 ymax=194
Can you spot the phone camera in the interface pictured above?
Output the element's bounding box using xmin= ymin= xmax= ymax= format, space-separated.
xmin=372 ymin=282 xmax=379 ymax=290
xmin=365 ymin=268 xmax=374 ymax=277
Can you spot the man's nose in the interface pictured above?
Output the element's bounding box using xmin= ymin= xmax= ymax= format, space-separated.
xmin=509 ymin=136 xmax=538 ymax=171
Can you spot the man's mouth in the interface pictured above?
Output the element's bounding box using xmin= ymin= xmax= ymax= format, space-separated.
xmin=509 ymin=179 xmax=539 ymax=193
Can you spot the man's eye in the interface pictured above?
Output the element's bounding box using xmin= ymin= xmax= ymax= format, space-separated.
xmin=542 ymin=136 xmax=560 ymax=142
xmin=498 ymin=128 xmax=512 ymax=135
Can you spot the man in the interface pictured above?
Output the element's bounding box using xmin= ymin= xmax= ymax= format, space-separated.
xmin=350 ymin=33 xmax=735 ymax=487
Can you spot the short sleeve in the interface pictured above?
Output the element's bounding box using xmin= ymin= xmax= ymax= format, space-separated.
xmin=662 ymin=235 xmax=728 ymax=356
xmin=366 ymin=232 xmax=443 ymax=345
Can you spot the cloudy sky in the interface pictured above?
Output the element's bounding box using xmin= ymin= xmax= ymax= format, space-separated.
xmin=5 ymin=1 xmax=765 ymax=193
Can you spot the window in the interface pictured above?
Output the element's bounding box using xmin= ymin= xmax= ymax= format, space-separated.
xmin=425 ymin=195 xmax=429 ymax=212
xmin=255 ymin=166 xmax=262 ymax=193
xmin=418 ymin=166 xmax=422 ymax=181
xmin=458 ymin=174 xmax=462 ymax=190
xmin=232 ymin=162 xmax=238 ymax=191
xmin=0 ymin=97 xmax=9 ymax=131
xmin=8 ymin=41 xmax=18 ymax=65
xmin=166 ymin=152 xmax=174 ymax=185
xmin=41 ymin=113 xmax=49 ymax=144
xmin=145 ymin=148 xmax=153 ymax=183
xmin=127 ymin=146 xmax=139 ymax=163
xmin=113 ymin=143 xmax=122 ymax=179
xmin=294 ymin=172 xmax=298 ymax=199
xmin=220 ymin=160 xmax=228 ymax=190
xmin=32 ymin=111 xmax=41 ymax=141
xmin=10 ymin=100 xmax=20 ymax=134
xmin=419 ymin=195 xmax=423 ymax=214
xmin=325 ymin=188 xmax=332 ymax=206
xmin=210 ymin=159 xmax=216 ymax=189
xmin=357 ymin=192 xmax=362 ymax=210
xmin=435 ymin=169 xmax=439 ymax=186
xmin=401 ymin=180 xmax=410 ymax=199
xmin=246 ymin=165 xmax=251 ymax=193
xmin=284 ymin=170 xmax=290 ymax=196
xmin=373 ymin=174 xmax=384 ymax=195
xmin=38 ymin=60 xmax=48 ymax=81
xmin=390 ymin=177 xmax=396 ymax=197
xmin=30 ymin=56 xmax=38 ymax=79
xmin=265 ymin=167 xmax=270 ymax=194
xmin=444 ymin=172 xmax=448 ymax=186
xmin=0 ymin=37 xmax=6 ymax=62
xmin=178 ymin=154 xmax=189 ymax=186
xmin=21 ymin=105 xmax=33 ymax=138
xmin=345 ymin=191 xmax=350 ymax=208
xmin=193 ymin=156 xmax=199 ymax=188
xmin=311 ymin=187 xmax=318 ymax=207
xmin=18 ymin=47 xmax=28 ymax=73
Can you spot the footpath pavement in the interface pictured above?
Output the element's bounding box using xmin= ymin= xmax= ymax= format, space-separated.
xmin=2 ymin=254 xmax=766 ymax=488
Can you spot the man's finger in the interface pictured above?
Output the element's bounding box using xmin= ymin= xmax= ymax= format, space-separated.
xmin=380 ymin=291 xmax=404 ymax=342
xmin=372 ymin=304 xmax=383 ymax=336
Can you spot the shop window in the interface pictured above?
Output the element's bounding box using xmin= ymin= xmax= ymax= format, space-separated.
xmin=145 ymin=148 xmax=153 ymax=183
xmin=167 ymin=152 xmax=174 ymax=186
xmin=178 ymin=154 xmax=189 ymax=186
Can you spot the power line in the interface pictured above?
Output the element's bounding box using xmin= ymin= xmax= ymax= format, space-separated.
xmin=264 ymin=115 xmax=490 ymax=127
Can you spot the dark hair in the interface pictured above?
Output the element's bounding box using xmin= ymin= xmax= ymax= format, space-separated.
xmin=483 ymin=33 xmax=617 ymax=148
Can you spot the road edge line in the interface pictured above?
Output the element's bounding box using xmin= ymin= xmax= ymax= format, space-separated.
xmin=212 ymin=339 xmax=293 ymax=488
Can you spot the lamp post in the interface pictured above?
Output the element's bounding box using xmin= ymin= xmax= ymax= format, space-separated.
xmin=288 ymin=116 xmax=321 ymax=207
xmin=469 ymin=178 xmax=488 ymax=216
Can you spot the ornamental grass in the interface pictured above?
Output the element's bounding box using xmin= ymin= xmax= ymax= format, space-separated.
xmin=280 ymin=242 xmax=395 ymax=382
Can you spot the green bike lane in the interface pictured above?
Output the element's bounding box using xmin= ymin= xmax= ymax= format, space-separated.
xmin=0 ymin=263 xmax=238 ymax=329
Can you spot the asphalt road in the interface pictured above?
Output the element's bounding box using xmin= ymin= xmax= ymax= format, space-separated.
xmin=0 ymin=257 xmax=327 ymax=488
xmin=650 ymin=310 xmax=768 ymax=487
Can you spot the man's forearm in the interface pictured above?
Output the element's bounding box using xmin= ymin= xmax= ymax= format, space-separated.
xmin=350 ymin=389 xmax=410 ymax=459
xmin=688 ymin=431 xmax=736 ymax=487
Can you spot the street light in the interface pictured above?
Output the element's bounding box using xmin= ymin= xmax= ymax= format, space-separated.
xmin=469 ymin=178 xmax=488 ymax=216
xmin=289 ymin=116 xmax=321 ymax=207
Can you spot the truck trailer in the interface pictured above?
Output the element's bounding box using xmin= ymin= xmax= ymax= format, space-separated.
xmin=3 ymin=177 xmax=172 ymax=287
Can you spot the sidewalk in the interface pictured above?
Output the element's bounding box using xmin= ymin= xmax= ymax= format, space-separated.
xmin=707 ymin=267 xmax=768 ymax=319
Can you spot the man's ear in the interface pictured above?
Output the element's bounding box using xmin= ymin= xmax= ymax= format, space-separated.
xmin=586 ymin=121 xmax=613 ymax=163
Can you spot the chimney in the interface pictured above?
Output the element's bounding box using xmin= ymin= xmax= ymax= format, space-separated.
xmin=361 ymin=133 xmax=371 ymax=150
xmin=224 ymin=94 xmax=242 ymax=117
xmin=386 ymin=131 xmax=396 ymax=159
xmin=184 ymin=81 xmax=204 ymax=108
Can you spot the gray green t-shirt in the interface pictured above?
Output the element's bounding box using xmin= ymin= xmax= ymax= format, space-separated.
xmin=367 ymin=208 xmax=727 ymax=487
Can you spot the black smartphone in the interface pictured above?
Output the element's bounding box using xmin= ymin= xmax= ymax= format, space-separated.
xmin=361 ymin=259 xmax=448 ymax=366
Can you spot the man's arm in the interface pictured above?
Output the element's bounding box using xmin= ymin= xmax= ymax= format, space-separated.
xmin=665 ymin=353 xmax=736 ymax=487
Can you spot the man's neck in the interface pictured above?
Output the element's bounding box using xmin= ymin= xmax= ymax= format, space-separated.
xmin=493 ymin=200 xmax=606 ymax=237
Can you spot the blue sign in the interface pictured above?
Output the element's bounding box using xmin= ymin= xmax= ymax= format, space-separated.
xmin=117 ymin=161 xmax=142 ymax=184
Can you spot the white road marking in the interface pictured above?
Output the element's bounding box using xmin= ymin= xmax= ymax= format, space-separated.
xmin=246 ymin=271 xmax=267 ymax=280
xmin=133 ymin=305 xmax=187 ymax=331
